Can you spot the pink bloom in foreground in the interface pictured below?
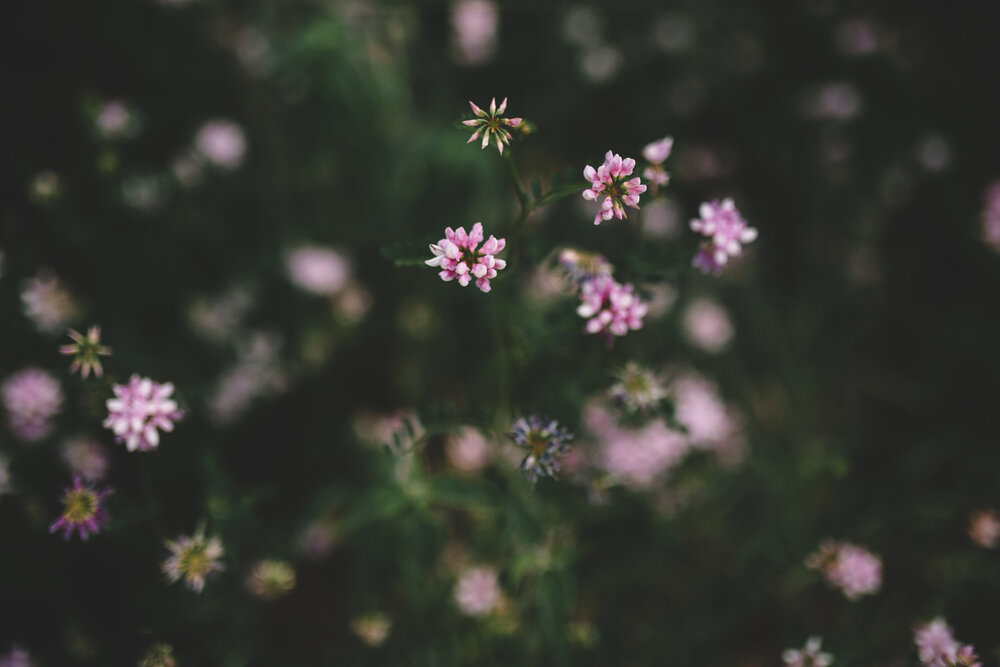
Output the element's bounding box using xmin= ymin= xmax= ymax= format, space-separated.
xmin=462 ymin=97 xmax=522 ymax=155
xmin=642 ymin=136 xmax=673 ymax=190
xmin=783 ymin=636 xmax=834 ymax=667
xmin=807 ymin=540 xmax=881 ymax=601
xmin=690 ymin=198 xmax=758 ymax=274
xmin=104 ymin=375 xmax=183 ymax=452
xmin=194 ymin=120 xmax=246 ymax=169
xmin=454 ymin=566 xmax=502 ymax=616
xmin=914 ymin=618 xmax=958 ymax=667
xmin=2 ymin=368 xmax=63 ymax=441
xmin=582 ymin=151 xmax=647 ymax=224
xmin=425 ymin=222 xmax=507 ymax=293
xmin=577 ymin=275 xmax=647 ymax=339
xmin=49 ymin=477 xmax=112 ymax=540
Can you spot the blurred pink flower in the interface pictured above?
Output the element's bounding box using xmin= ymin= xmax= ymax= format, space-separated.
xmin=682 ymin=298 xmax=734 ymax=353
xmin=454 ymin=566 xmax=501 ymax=616
xmin=104 ymin=375 xmax=183 ymax=452
xmin=21 ymin=271 xmax=79 ymax=334
xmin=462 ymin=97 xmax=522 ymax=155
xmin=582 ymin=151 xmax=647 ymax=225
xmin=968 ymin=509 xmax=1000 ymax=548
xmin=807 ymin=540 xmax=881 ymax=601
xmin=690 ymin=198 xmax=757 ymax=275
xmin=982 ymin=180 xmax=1000 ymax=252
xmin=61 ymin=438 xmax=109 ymax=482
xmin=0 ymin=646 xmax=33 ymax=667
xmin=2 ymin=368 xmax=63 ymax=441
xmin=451 ymin=0 xmax=498 ymax=65
xmin=286 ymin=245 xmax=351 ymax=296
xmin=577 ymin=275 xmax=648 ymax=339
xmin=600 ymin=419 xmax=689 ymax=488
xmin=642 ymin=136 xmax=673 ymax=190
xmin=914 ymin=618 xmax=958 ymax=667
xmin=194 ymin=120 xmax=246 ymax=169
xmin=446 ymin=427 xmax=491 ymax=473
xmin=299 ymin=519 xmax=338 ymax=560
xmin=426 ymin=222 xmax=506 ymax=293
xmin=95 ymin=101 xmax=138 ymax=139
xmin=782 ymin=636 xmax=833 ymax=667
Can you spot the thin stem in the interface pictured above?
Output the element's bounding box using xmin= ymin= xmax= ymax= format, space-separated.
xmin=503 ymin=150 xmax=529 ymax=211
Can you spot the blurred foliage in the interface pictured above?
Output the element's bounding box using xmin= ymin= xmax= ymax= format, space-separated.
xmin=2 ymin=0 xmax=1000 ymax=665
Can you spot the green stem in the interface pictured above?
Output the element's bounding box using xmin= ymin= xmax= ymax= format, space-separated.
xmin=503 ymin=151 xmax=529 ymax=211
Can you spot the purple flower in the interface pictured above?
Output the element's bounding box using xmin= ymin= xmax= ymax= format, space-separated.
xmin=2 ymin=368 xmax=63 ymax=441
xmin=576 ymin=275 xmax=648 ymax=339
xmin=104 ymin=375 xmax=183 ymax=452
xmin=461 ymin=97 xmax=522 ymax=155
xmin=509 ymin=415 xmax=573 ymax=483
xmin=582 ymin=151 xmax=647 ymax=225
xmin=426 ymin=222 xmax=507 ymax=293
xmin=49 ymin=477 xmax=111 ymax=540
xmin=690 ymin=198 xmax=758 ymax=274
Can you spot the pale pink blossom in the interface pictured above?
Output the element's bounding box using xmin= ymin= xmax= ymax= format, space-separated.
xmin=582 ymin=151 xmax=647 ymax=225
xmin=968 ymin=509 xmax=1000 ymax=548
xmin=982 ymin=180 xmax=1000 ymax=252
xmin=642 ymin=136 xmax=673 ymax=190
xmin=914 ymin=618 xmax=958 ymax=667
xmin=690 ymin=198 xmax=758 ymax=274
xmin=807 ymin=540 xmax=881 ymax=601
xmin=21 ymin=271 xmax=79 ymax=334
xmin=682 ymin=298 xmax=733 ymax=353
xmin=461 ymin=98 xmax=522 ymax=155
xmin=576 ymin=275 xmax=647 ymax=339
xmin=783 ymin=636 xmax=834 ymax=667
xmin=454 ymin=566 xmax=501 ymax=616
xmin=61 ymin=438 xmax=109 ymax=482
xmin=672 ymin=373 xmax=741 ymax=449
xmin=446 ymin=427 xmax=491 ymax=473
xmin=425 ymin=222 xmax=507 ymax=293
xmin=451 ymin=0 xmax=498 ymax=66
xmin=194 ymin=120 xmax=246 ymax=169
xmin=285 ymin=245 xmax=351 ymax=296
xmin=600 ymin=418 xmax=689 ymax=488
xmin=0 ymin=646 xmax=33 ymax=667
xmin=104 ymin=375 xmax=183 ymax=452
xmin=95 ymin=101 xmax=138 ymax=139
xmin=2 ymin=369 xmax=63 ymax=441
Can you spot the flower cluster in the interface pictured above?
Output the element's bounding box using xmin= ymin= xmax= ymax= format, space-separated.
xmin=690 ymin=198 xmax=758 ymax=274
xmin=462 ymin=97 xmax=522 ymax=155
xmin=558 ymin=248 xmax=613 ymax=285
xmin=162 ymin=529 xmax=225 ymax=593
xmin=608 ymin=362 xmax=667 ymax=413
xmin=642 ymin=136 xmax=673 ymax=191
xmin=577 ymin=275 xmax=648 ymax=339
xmin=453 ymin=565 xmax=502 ymax=616
xmin=104 ymin=375 xmax=183 ymax=452
xmin=914 ymin=618 xmax=980 ymax=667
xmin=49 ymin=477 xmax=112 ymax=541
xmin=582 ymin=151 xmax=647 ymax=225
xmin=59 ymin=326 xmax=112 ymax=378
xmin=509 ymin=415 xmax=573 ymax=483
xmin=2 ymin=368 xmax=63 ymax=441
xmin=61 ymin=438 xmax=109 ymax=482
xmin=426 ymin=222 xmax=507 ymax=293
xmin=21 ymin=271 xmax=79 ymax=334
xmin=285 ymin=245 xmax=351 ymax=296
xmin=806 ymin=540 xmax=882 ymax=601
xmin=783 ymin=636 xmax=834 ymax=667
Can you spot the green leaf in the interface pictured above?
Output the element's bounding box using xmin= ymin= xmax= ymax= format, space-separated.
xmin=430 ymin=476 xmax=495 ymax=509
xmin=530 ymin=178 xmax=542 ymax=202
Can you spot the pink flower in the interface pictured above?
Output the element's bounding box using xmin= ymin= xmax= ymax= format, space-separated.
xmin=807 ymin=540 xmax=881 ymax=601
xmin=49 ymin=477 xmax=112 ymax=540
xmin=782 ymin=636 xmax=834 ymax=667
xmin=95 ymin=101 xmax=138 ymax=139
xmin=600 ymin=419 xmax=689 ymax=488
xmin=446 ymin=427 xmax=491 ymax=473
xmin=582 ymin=151 xmax=647 ymax=225
xmin=425 ymin=222 xmax=507 ymax=293
xmin=982 ymin=180 xmax=1000 ymax=252
xmin=454 ymin=566 xmax=501 ymax=616
xmin=285 ymin=245 xmax=351 ymax=296
xmin=642 ymin=136 xmax=673 ymax=190
xmin=690 ymin=198 xmax=758 ymax=274
xmin=577 ymin=275 xmax=647 ymax=339
xmin=968 ymin=509 xmax=1000 ymax=548
xmin=461 ymin=97 xmax=522 ymax=155
xmin=682 ymin=298 xmax=733 ymax=353
xmin=21 ymin=271 xmax=79 ymax=334
xmin=61 ymin=438 xmax=110 ymax=482
xmin=2 ymin=368 xmax=63 ymax=441
xmin=194 ymin=120 xmax=246 ymax=169
xmin=451 ymin=0 xmax=499 ymax=66
xmin=0 ymin=646 xmax=33 ymax=667
xmin=914 ymin=618 xmax=958 ymax=667
xmin=104 ymin=375 xmax=183 ymax=452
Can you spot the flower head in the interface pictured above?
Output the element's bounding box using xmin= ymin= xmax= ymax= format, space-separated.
xmin=609 ymin=362 xmax=667 ymax=413
xmin=914 ymin=618 xmax=958 ymax=667
xmin=582 ymin=151 xmax=647 ymax=225
xmin=950 ymin=646 xmax=982 ymax=667
xmin=2 ymin=368 xmax=63 ymax=441
xmin=577 ymin=275 xmax=648 ymax=340
xmin=454 ymin=565 xmax=502 ymax=616
xmin=21 ymin=271 xmax=79 ymax=334
xmin=426 ymin=222 xmax=507 ymax=293
xmin=194 ymin=120 xmax=246 ymax=169
xmin=0 ymin=646 xmax=33 ymax=667
xmin=350 ymin=612 xmax=392 ymax=646
xmin=807 ymin=540 xmax=881 ymax=601
xmin=162 ymin=529 xmax=224 ymax=592
xmin=462 ymin=97 xmax=522 ymax=154
xmin=690 ymin=198 xmax=758 ymax=274
xmin=61 ymin=438 xmax=109 ymax=482
xmin=246 ymin=559 xmax=296 ymax=600
xmin=509 ymin=415 xmax=573 ymax=483
xmin=104 ymin=375 xmax=183 ymax=452
xmin=59 ymin=326 xmax=112 ymax=378
xmin=968 ymin=509 xmax=1000 ymax=548
xmin=558 ymin=248 xmax=613 ymax=286
xmin=783 ymin=636 xmax=834 ymax=667
xmin=642 ymin=136 xmax=673 ymax=191
xmin=49 ymin=477 xmax=112 ymax=540
xmin=285 ymin=245 xmax=351 ymax=296
xmin=446 ymin=426 xmax=491 ymax=473
xmin=95 ymin=101 xmax=139 ymax=140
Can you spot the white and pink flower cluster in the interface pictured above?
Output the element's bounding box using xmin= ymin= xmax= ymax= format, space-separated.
xmin=576 ymin=275 xmax=648 ymax=339
xmin=104 ymin=375 xmax=184 ymax=452
xmin=806 ymin=540 xmax=882 ymax=601
xmin=782 ymin=636 xmax=833 ymax=667
xmin=914 ymin=618 xmax=980 ymax=667
xmin=453 ymin=565 xmax=502 ymax=617
xmin=690 ymin=198 xmax=758 ymax=275
xmin=582 ymin=151 xmax=648 ymax=225
xmin=426 ymin=222 xmax=507 ymax=293
xmin=1 ymin=368 xmax=63 ymax=441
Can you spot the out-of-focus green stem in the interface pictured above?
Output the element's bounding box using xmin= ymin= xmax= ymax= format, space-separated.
xmin=503 ymin=150 xmax=529 ymax=211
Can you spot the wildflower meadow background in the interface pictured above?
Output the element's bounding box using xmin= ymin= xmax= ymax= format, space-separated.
xmin=3 ymin=0 xmax=1000 ymax=665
